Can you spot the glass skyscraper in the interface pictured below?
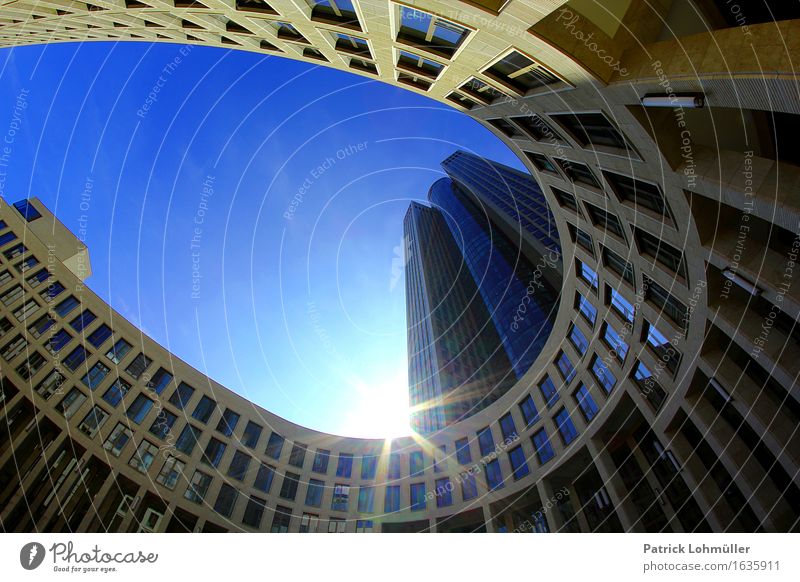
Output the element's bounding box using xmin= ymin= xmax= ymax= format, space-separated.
xmin=405 ymin=152 xmax=561 ymax=433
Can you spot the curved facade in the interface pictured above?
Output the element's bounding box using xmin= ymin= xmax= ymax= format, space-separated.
xmin=1 ymin=0 xmax=799 ymax=533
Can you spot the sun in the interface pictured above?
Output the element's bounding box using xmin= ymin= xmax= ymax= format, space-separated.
xmin=342 ymin=365 xmax=412 ymax=439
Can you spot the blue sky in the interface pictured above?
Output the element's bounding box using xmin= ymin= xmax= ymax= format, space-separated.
xmin=0 ymin=41 xmax=524 ymax=437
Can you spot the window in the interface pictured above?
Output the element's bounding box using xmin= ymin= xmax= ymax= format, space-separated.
xmin=1 ymin=284 xmax=23 ymax=306
xmin=156 ymin=456 xmax=185 ymax=490
xmin=349 ymin=57 xmax=377 ymax=74
xmin=634 ymin=228 xmax=687 ymax=279
xmin=525 ymin=151 xmax=559 ymax=174
xmin=254 ymin=463 xmax=276 ymax=494
xmin=576 ymin=292 xmax=597 ymax=327
xmin=175 ymin=424 xmax=202 ymax=455
xmin=484 ymin=50 xmax=560 ymax=94
xmin=591 ymin=355 xmax=617 ymax=393
xmin=201 ymin=437 xmax=227 ymax=468
xmin=556 ymin=351 xmax=576 ymax=384
xmin=306 ymin=0 xmax=360 ymax=30
xmin=3 ymin=243 xmax=27 ymax=260
xmin=512 ymin=113 xmax=564 ymax=142
xmin=215 ymin=408 xmax=240 ymax=437
xmin=125 ymin=353 xmax=152 ymax=380
xmin=148 ymin=409 xmax=177 ymax=439
xmin=585 ymin=203 xmax=626 ymax=238
xmin=45 ymin=328 xmax=72 ymax=353
xmin=284 ymin=442 xmax=306 ymax=468
xmin=487 ymin=117 xmax=524 ymax=138
xmin=271 ymin=21 xmax=308 ymax=43
xmin=103 ymin=422 xmax=132 ymax=457
xmin=279 ymin=472 xmax=300 ymax=500
xmin=13 ymin=299 xmax=40 ymax=322
xmin=335 ymin=453 xmax=353 ymax=478
xmin=554 ymin=408 xmax=579 ymax=444
xmin=388 ymin=452 xmax=401 ymax=479
xmin=26 ymin=268 xmax=50 ymax=288
xmin=568 ymin=323 xmax=589 ymax=356
xmin=508 ymin=445 xmax=530 ymax=480
xmin=410 ymin=482 xmax=426 ymax=511
xmin=265 ymin=432 xmax=285 ymax=459
xmin=551 ymin=112 xmax=631 ymax=150
xmin=63 ymin=345 xmax=88 ymax=371
xmin=36 ymin=370 xmax=66 ymax=400
xmin=145 ymin=367 xmax=173 ymax=394
xmin=577 ymin=259 xmax=599 ymax=290
xmin=532 ymin=429 xmax=555 ymax=464
xmin=602 ymin=323 xmax=629 ymax=362
xmin=499 ymin=413 xmax=517 ymax=442
xmin=78 ymin=406 xmax=109 ymax=438
xmin=361 ymin=454 xmax=377 ymax=479
xmin=569 ymin=223 xmax=595 ymax=256
xmin=15 ymin=351 xmax=46 ymax=379
xmin=555 ymin=159 xmax=602 ymax=189
xmin=270 ymin=506 xmax=292 ymax=533
xmin=642 ymin=320 xmax=681 ymax=375
xmin=214 ymin=483 xmax=238 ymax=517
xmin=632 ymin=360 xmax=668 ymax=411
xmin=519 ymin=395 xmax=540 ymax=426
xmin=242 ymin=496 xmax=266 ymax=528
xmin=305 ymin=478 xmax=324 ymax=507
xmin=455 ymin=438 xmax=472 ymax=465
xmin=69 ymin=309 xmax=96 ymax=332
xmin=603 ymin=171 xmax=670 ymax=218
xmin=461 ymin=472 xmax=478 ymax=500
xmin=643 ymin=275 xmax=688 ymax=331
xmin=357 ymin=486 xmax=374 ymax=512
xmin=126 ymin=393 xmax=154 ymax=424
xmin=458 ymin=77 xmax=508 ymax=104
xmin=334 ymin=33 xmax=371 ymax=57
xmin=356 ymin=520 xmax=373 ymax=533
xmin=446 ymin=92 xmax=478 ymax=109
xmin=40 ymin=281 xmax=65 ymax=302
xmin=1 ymin=333 xmax=26 ymax=361
xmin=312 ymin=449 xmax=330 ymax=473
xmin=484 ymin=459 xmax=504 ymax=490
xmin=396 ymin=6 xmax=469 ymax=59
xmin=574 ymin=384 xmax=599 ymax=422
xmin=129 ymin=439 xmax=159 ymax=473
xmin=191 ymin=395 xmax=217 ymax=424
xmin=331 ymin=484 xmax=349 ymax=511
xmin=86 ymin=323 xmax=113 ymax=348
xmin=28 ymin=314 xmax=54 ymax=339
xmin=539 ymin=375 xmax=559 ymax=407
xmin=409 ymin=450 xmax=424 ymax=476
xmin=300 ymin=513 xmax=320 ymax=533
xmin=607 ymin=286 xmax=635 ymax=323
xmin=54 ymin=295 xmax=79 ymax=317
xmin=102 ymin=378 xmax=131 ymax=407
xmin=435 ymin=478 xmax=453 ymax=507
xmin=384 ymin=485 xmax=400 ymax=513
xmin=227 ymin=450 xmax=251 ymax=481
xmin=13 ymin=199 xmax=42 ymax=221
xmin=477 ymin=426 xmax=495 ymax=457
xmin=602 ymin=246 xmax=635 ymax=285
xmin=0 ymin=230 xmax=17 ymax=248
xmin=328 ymin=518 xmax=346 ymax=533
xmin=397 ymin=50 xmax=443 ymax=79
xmin=184 ymin=470 xmax=213 ymax=504
xmin=236 ymin=0 xmax=277 ymax=15
xmin=105 ymin=338 xmax=132 ymax=364
xmin=242 ymin=420 xmax=263 ymax=448
xmin=14 ymin=255 xmax=39 ymax=273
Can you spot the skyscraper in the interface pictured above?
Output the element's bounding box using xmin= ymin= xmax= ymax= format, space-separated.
xmin=405 ymin=152 xmax=561 ymax=433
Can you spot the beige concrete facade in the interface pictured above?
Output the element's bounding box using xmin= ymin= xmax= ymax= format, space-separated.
xmin=0 ymin=0 xmax=798 ymax=532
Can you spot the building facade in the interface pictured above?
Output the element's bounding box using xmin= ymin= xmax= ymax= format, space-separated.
xmin=0 ymin=0 xmax=798 ymax=533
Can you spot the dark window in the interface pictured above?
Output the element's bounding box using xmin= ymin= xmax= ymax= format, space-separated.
xmin=312 ymin=449 xmax=330 ymax=473
xmin=552 ymin=187 xmax=579 ymax=213
xmin=551 ymin=112 xmax=631 ymax=150
xmin=602 ymin=322 xmax=629 ymax=361
xmin=201 ymin=438 xmax=227 ymax=467
xmin=125 ymin=353 xmax=153 ymax=380
xmin=461 ymin=472 xmax=478 ymax=500
xmin=105 ymin=338 xmax=132 ymax=364
xmin=168 ymin=382 xmax=195 ymax=410
xmin=477 ymin=426 xmax=495 ymax=457
xmin=307 ymin=0 xmax=360 ymax=30
xmin=484 ymin=50 xmax=560 ymax=94
xmin=358 ymin=486 xmax=375 ymax=513
xmin=511 ymin=114 xmax=564 ymax=142
xmin=45 ymin=328 xmax=73 ymax=353
xmin=397 ymin=50 xmax=443 ymax=79
xmin=532 ymin=429 xmax=555 ymax=464
xmin=69 ymin=309 xmax=96 ymax=332
xmin=591 ymin=355 xmax=617 ymax=393
xmin=632 ymin=360 xmax=668 ymax=411
xmin=642 ymin=320 xmax=681 ymax=376
xmin=554 ymin=407 xmax=579 ymax=444
xmin=508 ymin=445 xmax=530 ymax=480
xmin=86 ymin=323 xmax=113 ymax=348
xmin=214 ymin=483 xmax=238 ymax=518
xmin=603 ymin=171 xmax=670 ymax=218
xmin=126 ymin=393 xmax=154 ymax=424
xmin=81 ymin=361 xmax=110 ymax=391
xmin=305 ymin=478 xmax=324 ymax=507
xmin=435 ymin=478 xmax=453 ymax=507
xmin=458 ymin=77 xmax=507 ymax=104
xmin=643 ymin=275 xmax=688 ymax=331
xmin=361 ymin=454 xmax=377 ymax=479
xmin=568 ymin=223 xmax=594 ymax=256
xmin=54 ymin=296 xmax=80 ymax=318
xmin=336 ymin=453 xmax=353 ymax=478
xmin=254 ymin=463 xmax=276 ymax=493
xmin=396 ymin=6 xmax=469 ymax=59
xmin=145 ymin=367 xmax=173 ymax=394
xmin=191 ymin=395 xmax=217 ymax=424
xmin=242 ymin=496 xmax=266 ymax=528
xmin=487 ymin=117 xmax=523 ymax=138
xmin=602 ymin=246 xmax=635 ymax=285
xmin=265 ymin=432 xmax=285 ymax=459
xmin=63 ymin=345 xmax=89 ymax=371
xmin=42 ymin=281 xmax=66 ymax=301
xmin=148 ymin=409 xmax=177 ymax=439
xmin=13 ymin=199 xmax=42 ymax=221
xmin=334 ymin=33 xmax=371 ymax=57
xmin=175 ymin=424 xmax=202 ymax=455
xmin=574 ymin=384 xmax=599 ymax=421
xmin=607 ymin=285 xmax=635 ymax=323
xmin=331 ymin=484 xmax=349 ymax=511
xmin=576 ymin=292 xmax=597 ymax=327
xmin=384 ymin=485 xmax=400 ymax=513
xmin=270 ymin=506 xmax=292 ymax=533
xmin=409 ymin=450 xmax=424 ymax=476
xmin=539 ymin=375 xmax=559 ymax=407
xmin=455 ymin=438 xmax=472 ymax=465
xmin=410 ymin=482 xmax=426 ymax=511
xmin=555 ymin=159 xmax=602 ymax=189
xmin=242 ymin=420 xmax=262 ymax=448
xmin=288 ymin=442 xmax=307 ymax=468
xmin=568 ymin=323 xmax=589 ymax=355
xmin=585 ymin=203 xmax=626 ymax=238
xmin=525 ymin=151 xmax=559 ymax=174
xmin=518 ymin=395 xmax=540 ymax=426
xmin=577 ymin=259 xmax=599 ymax=290
xmin=388 ymin=452 xmax=402 ymax=479
xmin=279 ymin=472 xmax=300 ymax=500
xmin=216 ymin=408 xmax=240 ymax=437
xmin=227 ymin=450 xmax=252 ymax=481
xmin=484 ymin=459 xmax=504 ymax=490
xmin=634 ymin=228 xmax=687 ymax=279
xmin=499 ymin=413 xmax=517 ymax=442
